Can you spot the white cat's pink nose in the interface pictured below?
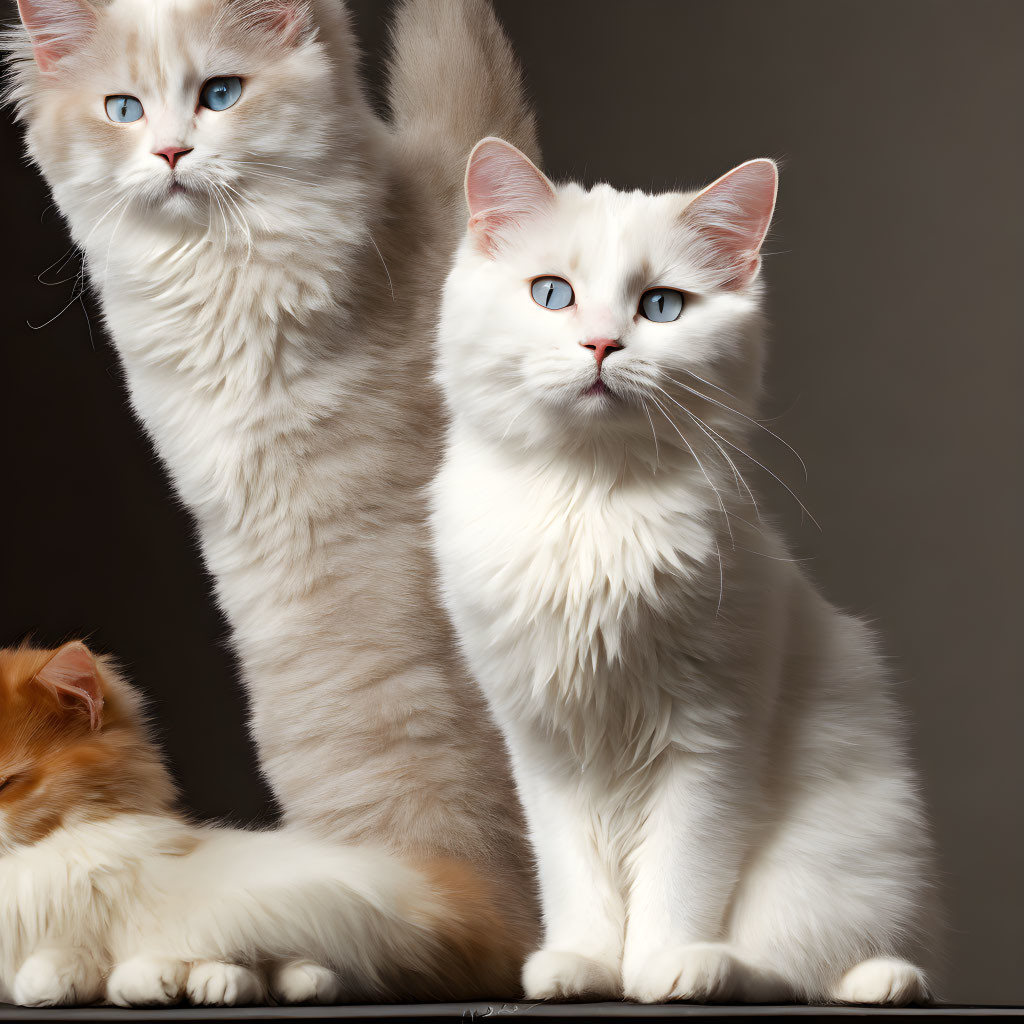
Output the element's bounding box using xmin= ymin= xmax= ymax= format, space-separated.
xmin=153 ymin=146 xmax=193 ymax=169
xmin=580 ymin=338 xmax=623 ymax=370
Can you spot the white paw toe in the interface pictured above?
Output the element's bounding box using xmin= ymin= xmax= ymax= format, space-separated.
xmin=187 ymin=961 xmax=263 ymax=1006
xmin=522 ymin=949 xmax=620 ymax=1000
xmin=833 ymin=957 xmax=929 ymax=1005
xmin=625 ymin=943 xmax=743 ymax=1003
xmin=271 ymin=960 xmax=343 ymax=1005
xmin=106 ymin=956 xmax=189 ymax=1007
xmin=12 ymin=951 xmax=102 ymax=1008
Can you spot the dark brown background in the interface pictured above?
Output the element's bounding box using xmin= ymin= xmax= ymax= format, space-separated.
xmin=1 ymin=0 xmax=1020 ymax=1005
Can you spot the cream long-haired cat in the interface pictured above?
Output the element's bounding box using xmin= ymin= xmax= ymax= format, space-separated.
xmin=430 ymin=139 xmax=937 ymax=1005
xmin=8 ymin=0 xmax=538 ymax=995
xmin=0 ymin=642 xmax=512 ymax=1007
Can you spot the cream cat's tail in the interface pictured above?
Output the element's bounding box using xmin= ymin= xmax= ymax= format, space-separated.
xmin=386 ymin=0 xmax=539 ymax=220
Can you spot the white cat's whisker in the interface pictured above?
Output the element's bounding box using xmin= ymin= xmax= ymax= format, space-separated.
xmin=669 ymin=370 xmax=808 ymax=482
xmin=649 ymin=393 xmax=734 ymax=550
xmin=649 ymin=381 xmax=759 ymax=519
xmin=640 ymin=399 xmax=660 ymax=470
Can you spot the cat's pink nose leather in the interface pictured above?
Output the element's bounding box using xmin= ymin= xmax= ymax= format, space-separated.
xmin=153 ymin=146 xmax=193 ymax=169
xmin=580 ymin=338 xmax=623 ymax=370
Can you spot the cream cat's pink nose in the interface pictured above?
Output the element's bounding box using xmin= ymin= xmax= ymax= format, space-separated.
xmin=580 ymin=338 xmax=623 ymax=369
xmin=153 ymin=146 xmax=193 ymax=169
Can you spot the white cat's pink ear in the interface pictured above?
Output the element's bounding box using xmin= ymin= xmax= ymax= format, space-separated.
xmin=34 ymin=642 xmax=104 ymax=731
xmin=465 ymin=138 xmax=556 ymax=255
xmin=16 ymin=0 xmax=96 ymax=71
xmin=681 ymin=159 xmax=778 ymax=290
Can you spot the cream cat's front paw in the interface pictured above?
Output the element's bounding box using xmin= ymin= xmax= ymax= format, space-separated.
xmin=106 ymin=955 xmax=189 ymax=1007
xmin=624 ymin=942 xmax=748 ymax=1003
xmin=522 ymin=949 xmax=621 ymax=1000
xmin=833 ymin=957 xmax=930 ymax=1005
xmin=271 ymin=960 xmax=343 ymax=1004
xmin=12 ymin=948 xmax=103 ymax=1007
xmin=186 ymin=961 xmax=264 ymax=1005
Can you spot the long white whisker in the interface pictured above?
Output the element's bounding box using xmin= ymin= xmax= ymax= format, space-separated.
xmin=668 ymin=370 xmax=808 ymax=481
xmin=367 ymin=230 xmax=394 ymax=302
xmin=649 ymin=393 xmax=734 ymax=549
xmin=649 ymin=381 xmax=760 ymax=520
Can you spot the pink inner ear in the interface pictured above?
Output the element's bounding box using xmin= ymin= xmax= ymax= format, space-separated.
xmin=681 ymin=159 xmax=778 ymax=291
xmin=465 ymin=137 xmax=556 ymax=255
xmin=17 ymin=0 xmax=96 ymax=72
xmin=35 ymin=642 xmax=104 ymax=731
xmin=243 ymin=1 xmax=310 ymax=44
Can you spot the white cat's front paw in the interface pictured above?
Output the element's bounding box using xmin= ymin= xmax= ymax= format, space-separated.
xmin=106 ymin=955 xmax=188 ymax=1007
xmin=270 ymin=960 xmax=343 ymax=1005
xmin=187 ymin=961 xmax=264 ymax=1006
xmin=522 ymin=948 xmax=620 ymax=1000
xmin=12 ymin=949 xmax=103 ymax=1007
xmin=625 ymin=942 xmax=743 ymax=1003
xmin=833 ymin=957 xmax=930 ymax=1005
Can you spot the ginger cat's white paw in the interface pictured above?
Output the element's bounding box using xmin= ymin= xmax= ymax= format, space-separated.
xmin=625 ymin=942 xmax=757 ymax=1003
xmin=833 ymin=957 xmax=929 ymax=1005
xmin=270 ymin=960 xmax=343 ymax=1005
xmin=106 ymin=955 xmax=188 ymax=1007
xmin=12 ymin=948 xmax=103 ymax=1007
xmin=522 ymin=948 xmax=620 ymax=1000
xmin=186 ymin=961 xmax=264 ymax=1006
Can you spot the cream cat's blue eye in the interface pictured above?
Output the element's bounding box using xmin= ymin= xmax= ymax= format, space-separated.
xmin=639 ymin=288 xmax=685 ymax=323
xmin=200 ymin=77 xmax=242 ymax=112
xmin=105 ymin=96 xmax=143 ymax=123
xmin=531 ymin=277 xmax=574 ymax=310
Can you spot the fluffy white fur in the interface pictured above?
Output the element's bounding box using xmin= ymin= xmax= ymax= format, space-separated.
xmin=7 ymin=0 xmax=540 ymax=996
xmin=431 ymin=140 xmax=937 ymax=1005
xmin=0 ymin=813 xmax=460 ymax=1007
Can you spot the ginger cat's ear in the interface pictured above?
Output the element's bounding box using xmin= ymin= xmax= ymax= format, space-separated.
xmin=34 ymin=642 xmax=104 ymax=731
xmin=681 ymin=158 xmax=778 ymax=291
xmin=16 ymin=0 xmax=96 ymax=72
xmin=465 ymin=137 xmax=556 ymax=256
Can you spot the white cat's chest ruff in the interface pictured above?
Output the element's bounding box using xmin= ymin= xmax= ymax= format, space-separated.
xmin=434 ymin=435 xmax=722 ymax=714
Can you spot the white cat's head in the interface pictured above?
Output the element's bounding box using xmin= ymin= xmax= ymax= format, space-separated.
xmin=438 ymin=139 xmax=778 ymax=456
xmin=8 ymin=0 xmax=362 ymax=245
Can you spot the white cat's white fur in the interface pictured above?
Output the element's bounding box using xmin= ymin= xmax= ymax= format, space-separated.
xmin=431 ymin=139 xmax=936 ymax=1004
xmin=9 ymin=0 xmax=539 ymax=996
xmin=0 ymin=813 xmax=462 ymax=1007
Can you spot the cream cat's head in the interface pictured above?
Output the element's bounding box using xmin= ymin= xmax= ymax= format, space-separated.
xmin=438 ymin=139 xmax=778 ymax=456
xmin=9 ymin=0 xmax=361 ymax=242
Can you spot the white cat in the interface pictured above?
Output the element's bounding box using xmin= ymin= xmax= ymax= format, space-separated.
xmin=430 ymin=138 xmax=937 ymax=1005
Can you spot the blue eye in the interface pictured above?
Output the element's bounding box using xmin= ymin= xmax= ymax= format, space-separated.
xmin=105 ymin=96 xmax=144 ymax=123
xmin=531 ymin=276 xmax=574 ymax=310
xmin=199 ymin=76 xmax=242 ymax=111
xmin=639 ymin=288 xmax=685 ymax=322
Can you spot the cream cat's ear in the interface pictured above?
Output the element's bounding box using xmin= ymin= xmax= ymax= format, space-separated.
xmin=465 ymin=137 xmax=556 ymax=255
xmin=34 ymin=642 xmax=104 ymax=731
xmin=233 ymin=0 xmax=312 ymax=45
xmin=681 ymin=159 xmax=778 ymax=290
xmin=16 ymin=0 xmax=96 ymax=72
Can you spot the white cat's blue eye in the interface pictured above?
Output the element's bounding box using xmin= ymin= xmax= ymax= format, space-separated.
xmin=639 ymin=288 xmax=685 ymax=323
xmin=199 ymin=77 xmax=242 ymax=112
xmin=531 ymin=277 xmax=574 ymax=311
xmin=105 ymin=96 xmax=144 ymax=123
